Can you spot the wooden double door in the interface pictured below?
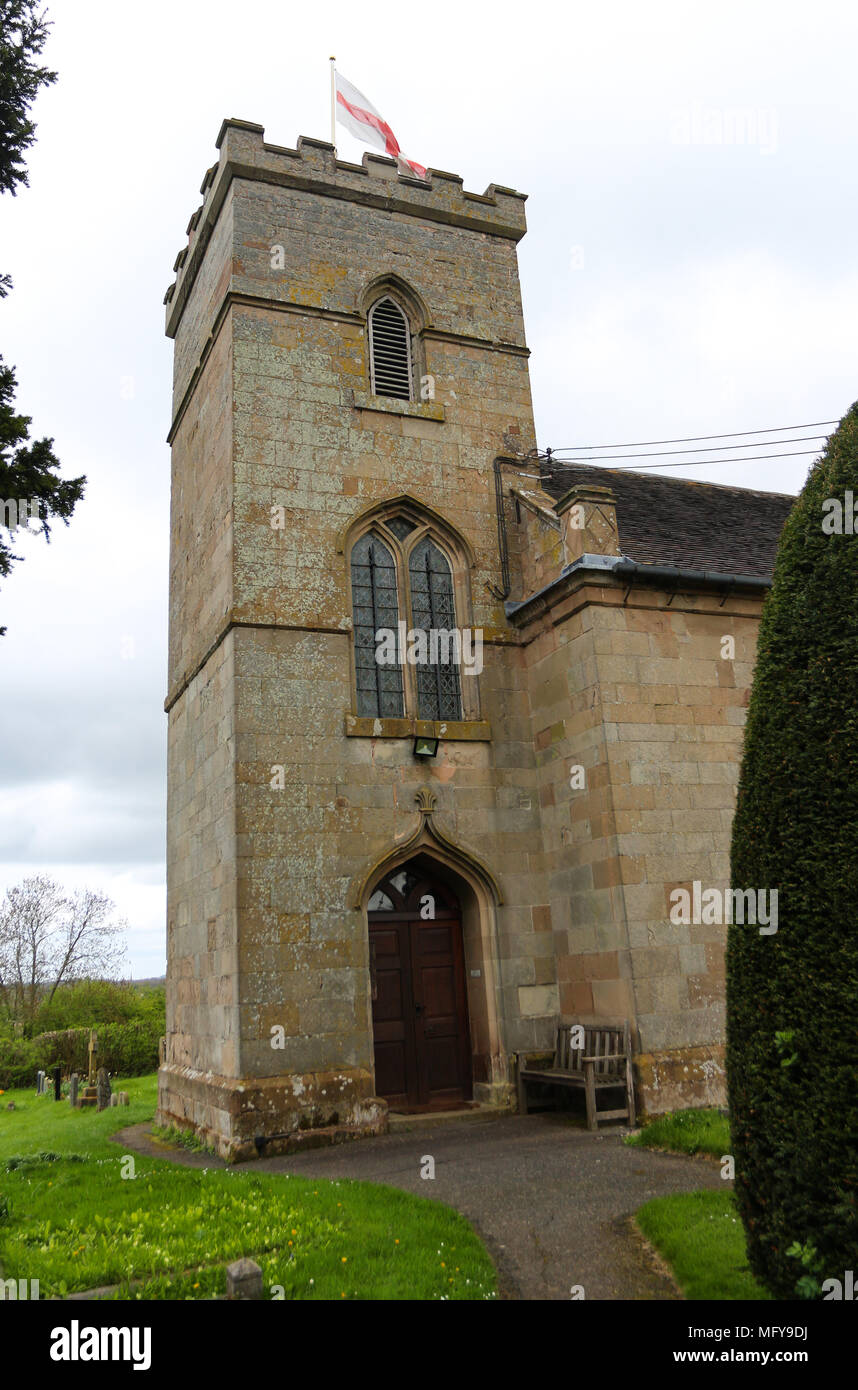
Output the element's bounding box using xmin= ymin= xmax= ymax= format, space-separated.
xmin=368 ymin=867 xmax=472 ymax=1111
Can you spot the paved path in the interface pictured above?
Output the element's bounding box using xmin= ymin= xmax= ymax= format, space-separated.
xmin=116 ymin=1113 xmax=724 ymax=1301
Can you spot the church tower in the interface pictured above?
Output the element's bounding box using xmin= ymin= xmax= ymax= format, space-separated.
xmin=158 ymin=120 xmax=545 ymax=1158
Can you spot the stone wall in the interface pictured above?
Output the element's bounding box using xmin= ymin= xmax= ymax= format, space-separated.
xmin=510 ymin=544 xmax=765 ymax=1113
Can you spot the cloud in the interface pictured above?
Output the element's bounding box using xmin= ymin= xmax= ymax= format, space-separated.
xmin=2 ymin=0 xmax=858 ymax=974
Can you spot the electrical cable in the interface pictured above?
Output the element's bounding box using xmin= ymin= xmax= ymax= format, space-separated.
xmin=546 ymin=420 xmax=839 ymax=452
xmin=542 ymin=448 xmax=821 ymax=472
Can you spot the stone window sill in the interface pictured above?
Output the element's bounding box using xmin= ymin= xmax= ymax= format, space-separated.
xmin=350 ymin=389 xmax=445 ymax=422
xmin=344 ymin=714 xmax=490 ymax=740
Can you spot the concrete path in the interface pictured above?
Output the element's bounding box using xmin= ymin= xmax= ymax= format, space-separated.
xmin=116 ymin=1112 xmax=724 ymax=1300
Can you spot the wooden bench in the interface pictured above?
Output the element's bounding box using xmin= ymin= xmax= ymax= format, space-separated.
xmin=516 ymin=1021 xmax=636 ymax=1130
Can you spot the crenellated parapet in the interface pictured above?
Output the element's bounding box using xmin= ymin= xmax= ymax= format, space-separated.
xmin=164 ymin=119 xmax=528 ymax=339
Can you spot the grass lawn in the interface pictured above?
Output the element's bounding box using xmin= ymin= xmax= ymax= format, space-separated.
xmin=636 ymin=1190 xmax=769 ymax=1300
xmin=627 ymin=1107 xmax=769 ymax=1300
xmin=0 ymin=1075 xmax=496 ymax=1301
xmin=625 ymin=1107 xmax=731 ymax=1158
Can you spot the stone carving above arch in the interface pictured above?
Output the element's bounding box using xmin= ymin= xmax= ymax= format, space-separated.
xmin=349 ymin=786 xmax=504 ymax=909
xmin=335 ymin=492 xmax=476 ymax=569
xmin=414 ymin=786 xmax=437 ymax=814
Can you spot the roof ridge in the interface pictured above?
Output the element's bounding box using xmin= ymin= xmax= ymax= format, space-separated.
xmin=542 ymin=460 xmax=798 ymax=502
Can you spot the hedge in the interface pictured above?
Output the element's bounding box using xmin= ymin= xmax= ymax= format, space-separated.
xmin=727 ymin=400 xmax=858 ymax=1298
xmin=0 ymin=1019 xmax=162 ymax=1089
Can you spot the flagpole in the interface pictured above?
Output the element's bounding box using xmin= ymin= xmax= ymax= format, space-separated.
xmin=329 ymin=56 xmax=336 ymax=151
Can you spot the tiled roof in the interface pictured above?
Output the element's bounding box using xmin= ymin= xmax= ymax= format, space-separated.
xmin=539 ymin=462 xmax=796 ymax=579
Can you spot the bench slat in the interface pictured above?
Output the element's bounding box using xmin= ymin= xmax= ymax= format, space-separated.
xmin=517 ymin=1019 xmax=636 ymax=1129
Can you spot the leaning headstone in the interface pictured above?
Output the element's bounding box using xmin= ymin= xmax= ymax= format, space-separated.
xmin=53 ymin=1065 xmax=62 ymax=1101
xmin=96 ymin=1067 xmax=111 ymax=1112
xmin=226 ymin=1258 xmax=263 ymax=1300
xmin=69 ymin=1074 xmax=79 ymax=1108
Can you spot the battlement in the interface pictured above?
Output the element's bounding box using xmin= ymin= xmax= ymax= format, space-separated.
xmin=164 ymin=118 xmax=528 ymax=338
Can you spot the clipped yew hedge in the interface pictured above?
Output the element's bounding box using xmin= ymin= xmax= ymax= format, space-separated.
xmin=727 ymin=401 xmax=858 ymax=1298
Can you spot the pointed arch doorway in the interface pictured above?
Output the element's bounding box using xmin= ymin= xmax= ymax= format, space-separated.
xmin=368 ymin=863 xmax=473 ymax=1111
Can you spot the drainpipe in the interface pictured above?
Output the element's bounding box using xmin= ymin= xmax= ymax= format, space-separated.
xmin=490 ymin=458 xmax=512 ymax=600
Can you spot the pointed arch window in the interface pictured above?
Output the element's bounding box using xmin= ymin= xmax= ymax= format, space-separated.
xmin=351 ymin=534 xmax=404 ymax=717
xmin=368 ymin=297 xmax=413 ymax=401
xmin=348 ymin=510 xmax=475 ymax=724
xmin=409 ymin=538 xmax=462 ymax=720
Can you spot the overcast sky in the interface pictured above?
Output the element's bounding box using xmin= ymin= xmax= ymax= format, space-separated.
xmin=1 ymin=0 xmax=856 ymax=977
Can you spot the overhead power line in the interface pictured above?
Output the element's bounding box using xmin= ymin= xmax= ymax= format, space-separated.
xmin=546 ymin=448 xmax=822 ymax=473
xmin=548 ymin=434 xmax=826 ymax=463
xmin=546 ymin=420 xmax=839 ymax=452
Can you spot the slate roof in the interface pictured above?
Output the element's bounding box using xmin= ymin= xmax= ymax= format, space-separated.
xmin=539 ymin=462 xmax=796 ymax=580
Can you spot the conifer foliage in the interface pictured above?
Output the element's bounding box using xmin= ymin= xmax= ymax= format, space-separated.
xmin=0 ymin=3 xmax=85 ymax=631
xmin=727 ymin=402 xmax=858 ymax=1298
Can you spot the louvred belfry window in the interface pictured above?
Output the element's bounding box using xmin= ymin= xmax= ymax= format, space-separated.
xmin=351 ymin=534 xmax=405 ymax=717
xmin=368 ymin=296 xmax=413 ymax=401
xmin=408 ymin=538 xmax=463 ymax=721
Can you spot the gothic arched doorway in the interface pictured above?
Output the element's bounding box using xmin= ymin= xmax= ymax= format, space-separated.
xmin=368 ymin=863 xmax=473 ymax=1111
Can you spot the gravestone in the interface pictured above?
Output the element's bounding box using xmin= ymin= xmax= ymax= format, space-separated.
xmin=6 ymin=1102 xmax=14 ymax=1111
xmin=35 ymin=1070 xmax=45 ymax=1095
xmin=69 ymin=1074 xmax=79 ymax=1108
xmin=226 ymin=1258 xmax=263 ymax=1300
xmin=109 ymin=1093 xmax=118 ymax=1107
xmin=96 ymin=1068 xmax=111 ymax=1112
xmin=53 ymin=1065 xmax=61 ymax=1101
xmin=79 ymin=1040 xmax=99 ymax=1110
xmin=118 ymin=1091 xmax=129 ymax=1106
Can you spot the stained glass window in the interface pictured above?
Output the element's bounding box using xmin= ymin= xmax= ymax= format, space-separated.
xmin=408 ymin=538 xmax=463 ymax=721
xmin=386 ymin=516 xmax=417 ymax=542
xmin=351 ymin=534 xmax=404 ymax=717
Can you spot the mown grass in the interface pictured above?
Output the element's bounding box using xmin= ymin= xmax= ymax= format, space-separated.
xmin=625 ymin=1107 xmax=731 ymax=1158
xmin=636 ymin=1189 xmax=769 ymax=1300
xmin=0 ymin=1075 xmax=496 ymax=1300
